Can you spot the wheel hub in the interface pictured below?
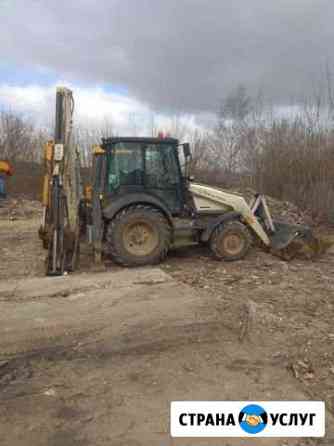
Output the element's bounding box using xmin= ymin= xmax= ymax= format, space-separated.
xmin=123 ymin=221 xmax=159 ymax=256
xmin=222 ymin=233 xmax=244 ymax=256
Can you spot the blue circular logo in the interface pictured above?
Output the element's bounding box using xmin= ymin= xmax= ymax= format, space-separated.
xmin=239 ymin=404 xmax=268 ymax=434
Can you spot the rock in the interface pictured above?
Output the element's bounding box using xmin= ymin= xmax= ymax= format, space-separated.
xmin=44 ymin=388 xmax=57 ymax=397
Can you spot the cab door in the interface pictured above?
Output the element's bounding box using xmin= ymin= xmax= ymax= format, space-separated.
xmin=144 ymin=144 xmax=184 ymax=214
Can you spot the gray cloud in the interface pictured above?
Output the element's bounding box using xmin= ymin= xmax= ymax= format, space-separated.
xmin=1 ymin=0 xmax=333 ymax=113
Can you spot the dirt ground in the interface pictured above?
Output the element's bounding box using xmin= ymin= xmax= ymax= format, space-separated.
xmin=0 ymin=211 xmax=334 ymax=446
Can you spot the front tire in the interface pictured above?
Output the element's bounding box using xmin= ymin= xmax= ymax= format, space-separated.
xmin=210 ymin=220 xmax=251 ymax=261
xmin=107 ymin=205 xmax=171 ymax=266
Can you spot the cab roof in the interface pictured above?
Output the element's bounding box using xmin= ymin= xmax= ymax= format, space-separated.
xmin=102 ymin=136 xmax=179 ymax=147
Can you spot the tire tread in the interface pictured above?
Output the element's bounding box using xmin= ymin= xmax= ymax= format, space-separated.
xmin=107 ymin=204 xmax=171 ymax=266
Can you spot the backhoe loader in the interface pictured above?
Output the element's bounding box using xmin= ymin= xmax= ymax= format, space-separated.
xmin=40 ymin=88 xmax=318 ymax=275
xmin=85 ymin=137 xmax=316 ymax=266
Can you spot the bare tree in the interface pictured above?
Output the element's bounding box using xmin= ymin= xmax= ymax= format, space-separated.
xmin=219 ymin=85 xmax=252 ymax=122
xmin=0 ymin=111 xmax=48 ymax=162
xmin=73 ymin=117 xmax=114 ymax=167
xmin=208 ymin=85 xmax=253 ymax=174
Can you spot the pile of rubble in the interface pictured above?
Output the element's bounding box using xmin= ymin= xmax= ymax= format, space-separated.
xmin=0 ymin=198 xmax=42 ymax=220
xmin=264 ymin=195 xmax=313 ymax=226
xmin=232 ymin=187 xmax=313 ymax=226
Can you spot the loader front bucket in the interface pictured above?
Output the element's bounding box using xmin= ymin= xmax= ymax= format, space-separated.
xmin=269 ymin=221 xmax=320 ymax=260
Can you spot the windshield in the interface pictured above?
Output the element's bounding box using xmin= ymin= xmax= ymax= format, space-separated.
xmin=107 ymin=142 xmax=143 ymax=191
xmin=106 ymin=142 xmax=180 ymax=192
xmin=145 ymin=144 xmax=180 ymax=187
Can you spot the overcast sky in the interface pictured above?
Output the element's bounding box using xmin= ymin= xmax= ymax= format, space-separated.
xmin=0 ymin=0 xmax=333 ymax=130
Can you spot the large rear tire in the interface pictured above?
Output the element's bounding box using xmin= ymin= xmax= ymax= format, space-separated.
xmin=107 ymin=205 xmax=171 ymax=266
xmin=210 ymin=220 xmax=251 ymax=261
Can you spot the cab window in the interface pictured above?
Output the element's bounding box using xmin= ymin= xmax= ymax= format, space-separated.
xmin=145 ymin=145 xmax=180 ymax=188
xmin=107 ymin=143 xmax=143 ymax=192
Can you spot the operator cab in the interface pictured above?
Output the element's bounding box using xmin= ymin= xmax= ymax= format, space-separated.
xmin=100 ymin=137 xmax=189 ymax=215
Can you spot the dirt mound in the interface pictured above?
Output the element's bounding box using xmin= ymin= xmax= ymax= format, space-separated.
xmin=232 ymin=187 xmax=313 ymax=226
xmin=0 ymin=198 xmax=42 ymax=220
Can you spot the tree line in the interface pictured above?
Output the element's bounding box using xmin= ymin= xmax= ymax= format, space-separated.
xmin=1 ymin=84 xmax=334 ymax=222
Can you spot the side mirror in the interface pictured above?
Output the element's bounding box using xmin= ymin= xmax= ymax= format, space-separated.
xmin=183 ymin=143 xmax=191 ymax=158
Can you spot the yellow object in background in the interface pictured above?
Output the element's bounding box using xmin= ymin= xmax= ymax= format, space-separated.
xmin=0 ymin=160 xmax=14 ymax=176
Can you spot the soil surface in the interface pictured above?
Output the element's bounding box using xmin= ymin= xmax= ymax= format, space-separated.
xmin=0 ymin=211 xmax=334 ymax=446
